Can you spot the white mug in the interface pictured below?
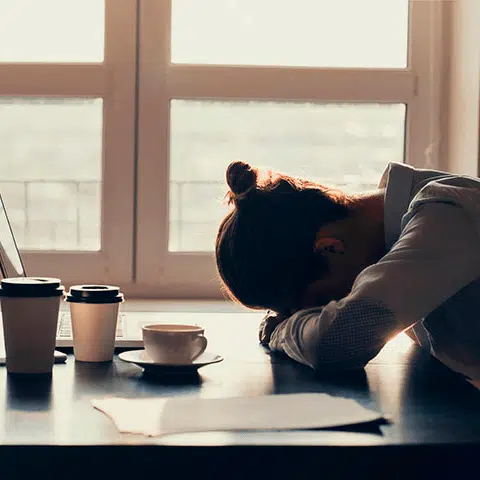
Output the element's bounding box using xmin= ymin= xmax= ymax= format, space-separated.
xmin=142 ymin=324 xmax=207 ymax=364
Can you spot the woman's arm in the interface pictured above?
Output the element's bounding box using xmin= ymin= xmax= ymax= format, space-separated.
xmin=268 ymin=200 xmax=480 ymax=370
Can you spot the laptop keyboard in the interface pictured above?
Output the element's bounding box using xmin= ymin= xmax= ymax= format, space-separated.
xmin=57 ymin=312 xmax=126 ymax=338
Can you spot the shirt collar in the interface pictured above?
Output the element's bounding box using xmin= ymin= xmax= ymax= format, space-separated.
xmin=379 ymin=162 xmax=415 ymax=250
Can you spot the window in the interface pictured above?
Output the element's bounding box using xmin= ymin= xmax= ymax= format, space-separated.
xmin=1 ymin=98 xmax=103 ymax=251
xmin=0 ymin=0 xmax=136 ymax=284
xmin=135 ymin=0 xmax=445 ymax=297
xmin=169 ymin=100 xmax=406 ymax=252
xmin=1 ymin=0 xmax=446 ymax=297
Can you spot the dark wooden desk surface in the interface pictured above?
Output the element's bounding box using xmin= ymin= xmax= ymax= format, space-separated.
xmin=1 ymin=313 xmax=480 ymax=478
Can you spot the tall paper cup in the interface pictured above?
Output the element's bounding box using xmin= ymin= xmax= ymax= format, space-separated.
xmin=0 ymin=277 xmax=64 ymax=375
xmin=65 ymin=285 xmax=124 ymax=362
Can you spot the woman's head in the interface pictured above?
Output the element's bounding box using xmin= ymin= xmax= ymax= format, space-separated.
xmin=215 ymin=161 xmax=352 ymax=313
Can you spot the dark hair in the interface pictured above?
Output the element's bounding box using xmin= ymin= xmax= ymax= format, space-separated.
xmin=215 ymin=161 xmax=351 ymax=313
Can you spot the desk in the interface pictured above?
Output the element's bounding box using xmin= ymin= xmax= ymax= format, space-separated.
xmin=1 ymin=313 xmax=480 ymax=478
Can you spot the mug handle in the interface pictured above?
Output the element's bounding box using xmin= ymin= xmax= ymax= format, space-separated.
xmin=191 ymin=334 xmax=208 ymax=361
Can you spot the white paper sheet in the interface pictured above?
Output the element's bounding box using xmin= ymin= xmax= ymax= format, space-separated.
xmin=92 ymin=393 xmax=384 ymax=437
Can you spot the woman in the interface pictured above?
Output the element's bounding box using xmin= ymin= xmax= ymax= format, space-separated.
xmin=216 ymin=160 xmax=480 ymax=372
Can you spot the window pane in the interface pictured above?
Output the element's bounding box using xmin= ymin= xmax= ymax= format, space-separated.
xmin=0 ymin=0 xmax=104 ymax=62
xmin=0 ymin=98 xmax=102 ymax=251
xmin=170 ymin=100 xmax=405 ymax=252
xmin=172 ymin=0 xmax=408 ymax=68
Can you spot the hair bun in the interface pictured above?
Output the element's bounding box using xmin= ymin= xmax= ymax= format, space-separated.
xmin=226 ymin=161 xmax=257 ymax=200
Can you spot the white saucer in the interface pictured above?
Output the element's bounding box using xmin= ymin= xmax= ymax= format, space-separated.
xmin=118 ymin=349 xmax=224 ymax=375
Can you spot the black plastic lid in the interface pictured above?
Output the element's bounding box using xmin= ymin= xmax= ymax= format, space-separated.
xmin=0 ymin=277 xmax=64 ymax=298
xmin=65 ymin=285 xmax=124 ymax=304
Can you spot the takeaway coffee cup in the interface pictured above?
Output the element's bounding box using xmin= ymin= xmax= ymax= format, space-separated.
xmin=0 ymin=277 xmax=64 ymax=375
xmin=142 ymin=324 xmax=208 ymax=364
xmin=65 ymin=285 xmax=124 ymax=362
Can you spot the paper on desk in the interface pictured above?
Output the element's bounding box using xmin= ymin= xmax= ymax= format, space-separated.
xmin=91 ymin=393 xmax=384 ymax=437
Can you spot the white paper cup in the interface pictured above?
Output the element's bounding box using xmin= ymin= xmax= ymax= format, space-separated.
xmin=0 ymin=277 xmax=64 ymax=375
xmin=142 ymin=324 xmax=208 ymax=364
xmin=65 ymin=285 xmax=124 ymax=363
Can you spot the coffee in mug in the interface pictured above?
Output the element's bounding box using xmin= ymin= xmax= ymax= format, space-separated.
xmin=65 ymin=285 xmax=124 ymax=362
xmin=0 ymin=277 xmax=64 ymax=375
xmin=142 ymin=324 xmax=208 ymax=364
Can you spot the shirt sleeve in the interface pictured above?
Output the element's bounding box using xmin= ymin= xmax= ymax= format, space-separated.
xmin=268 ymin=192 xmax=480 ymax=371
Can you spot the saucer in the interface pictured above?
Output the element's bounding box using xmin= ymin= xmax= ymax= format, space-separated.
xmin=118 ymin=349 xmax=224 ymax=375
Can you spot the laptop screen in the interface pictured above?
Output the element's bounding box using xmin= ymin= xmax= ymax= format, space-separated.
xmin=0 ymin=194 xmax=26 ymax=278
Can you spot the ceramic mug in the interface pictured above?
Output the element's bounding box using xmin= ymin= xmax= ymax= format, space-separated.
xmin=142 ymin=324 xmax=207 ymax=364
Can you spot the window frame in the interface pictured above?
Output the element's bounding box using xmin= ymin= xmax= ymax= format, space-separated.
xmin=0 ymin=0 xmax=450 ymax=296
xmin=133 ymin=0 xmax=446 ymax=298
xmin=0 ymin=0 xmax=137 ymax=285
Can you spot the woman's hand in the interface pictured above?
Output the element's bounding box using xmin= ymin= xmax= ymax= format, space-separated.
xmin=259 ymin=311 xmax=290 ymax=346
